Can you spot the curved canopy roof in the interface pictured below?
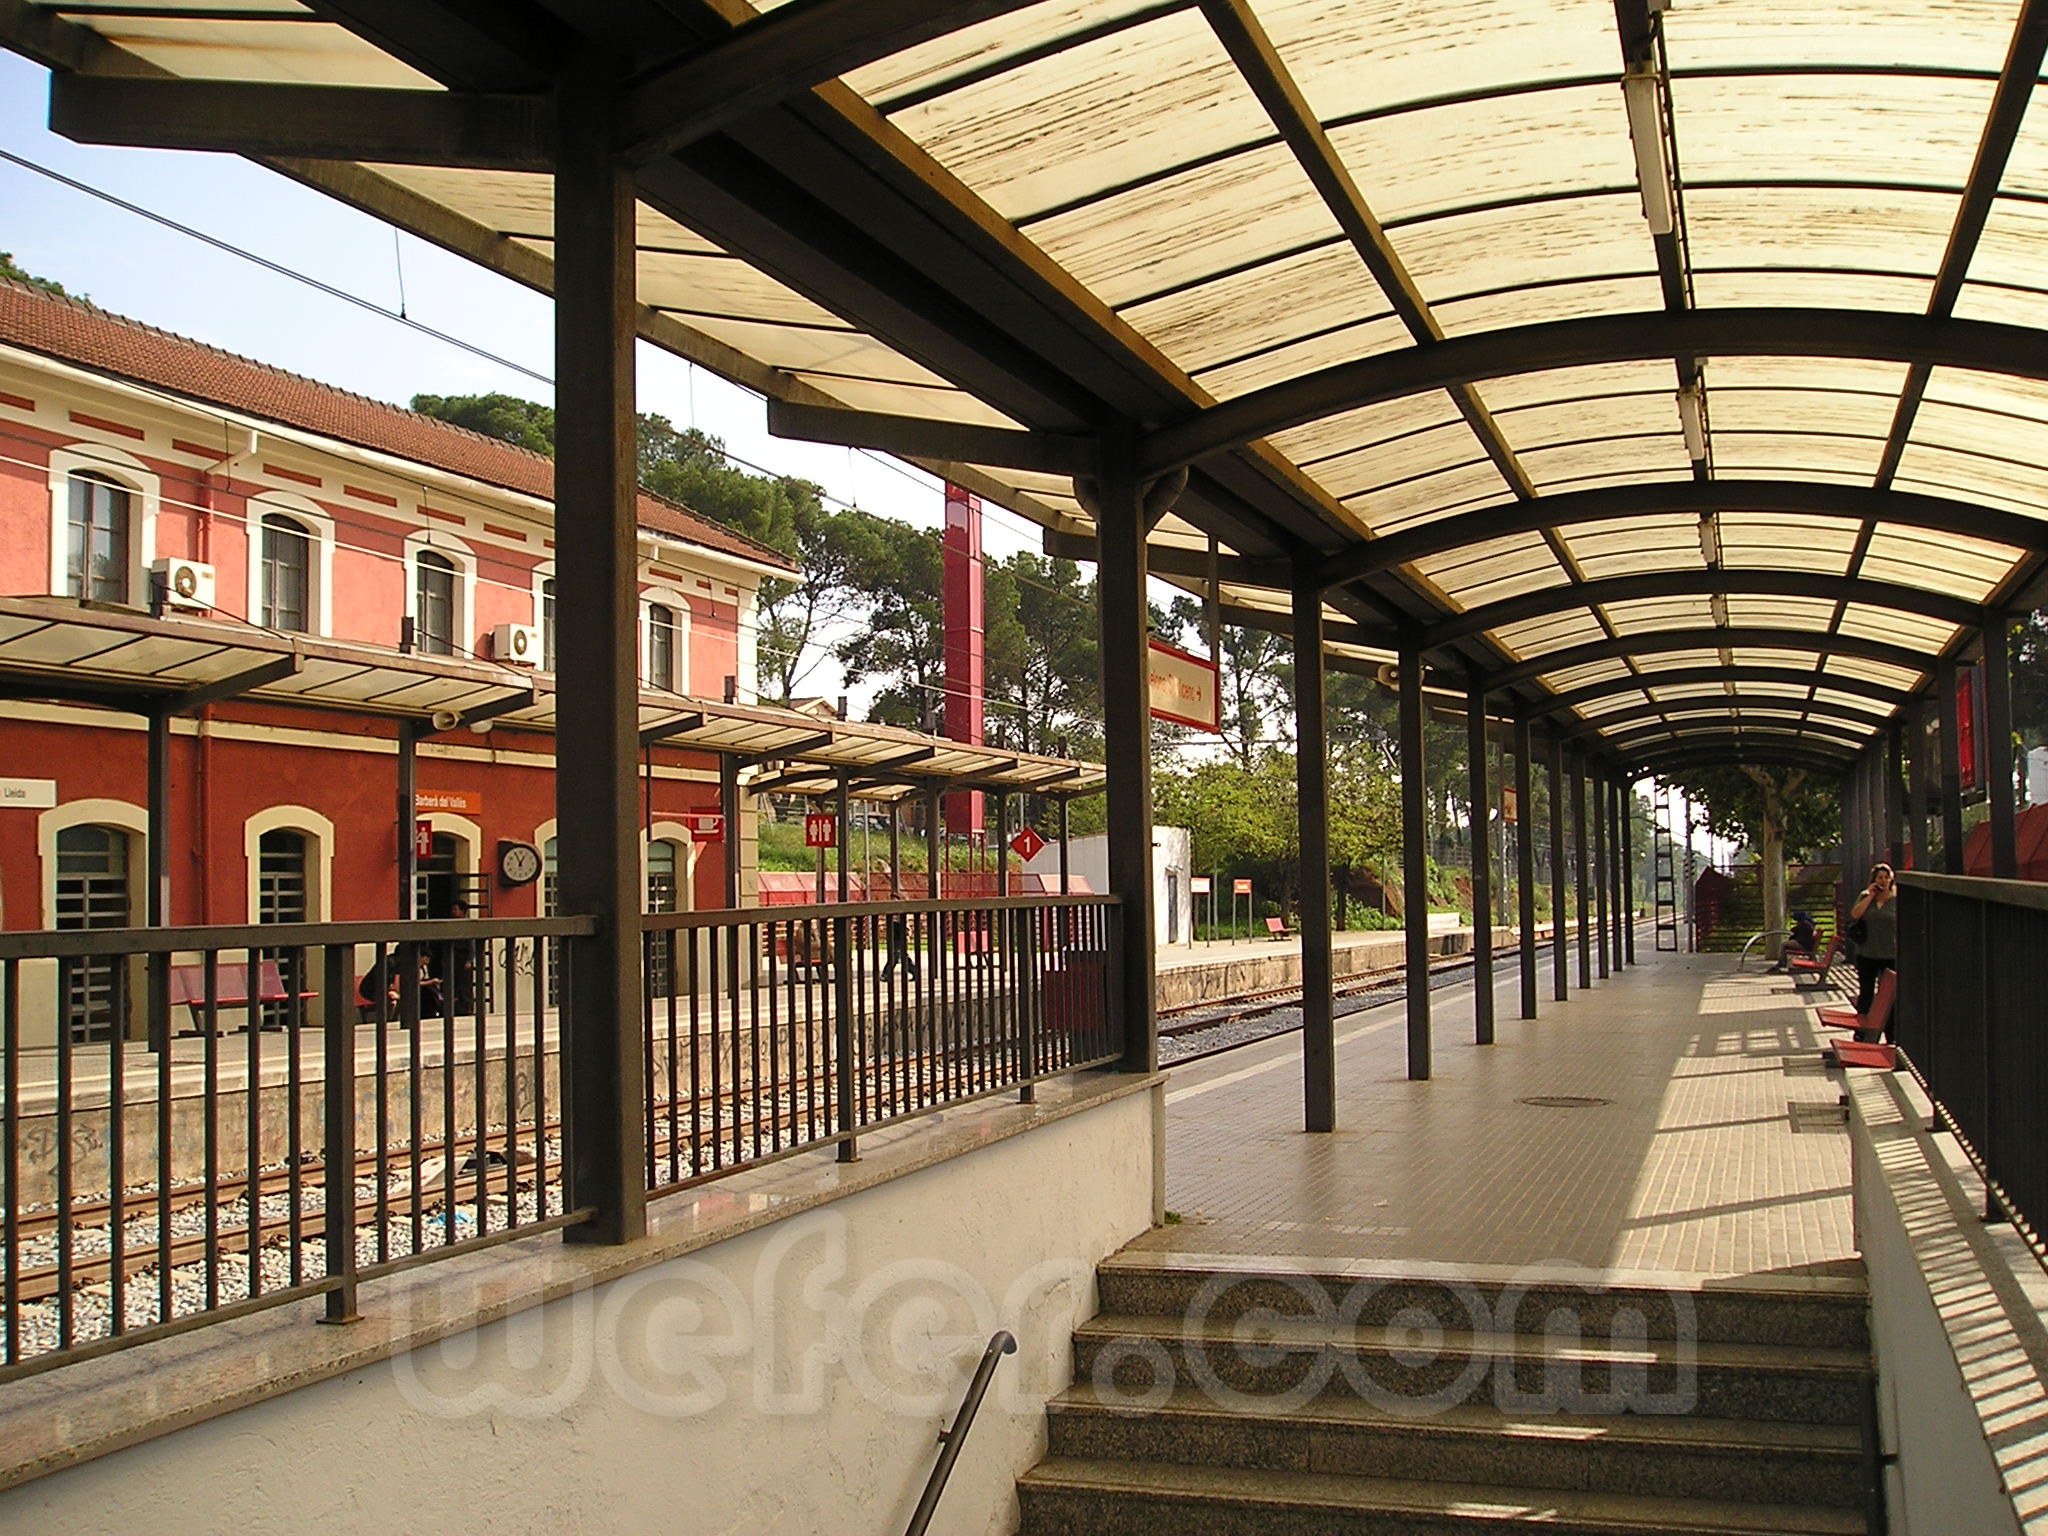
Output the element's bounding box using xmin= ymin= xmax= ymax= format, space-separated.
xmin=14 ymin=0 xmax=2047 ymax=775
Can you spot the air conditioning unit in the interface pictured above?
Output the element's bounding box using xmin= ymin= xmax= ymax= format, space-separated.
xmin=151 ymin=558 xmax=216 ymax=612
xmin=491 ymin=622 xmax=541 ymax=665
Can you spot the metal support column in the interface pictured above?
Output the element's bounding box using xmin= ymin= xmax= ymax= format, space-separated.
xmin=1294 ymin=568 xmax=1335 ymax=1130
xmin=1465 ymin=673 xmax=1494 ymax=1046
xmin=1983 ymin=614 xmax=2018 ymax=879
xmin=1096 ymin=436 xmax=1158 ymax=1074
xmin=1884 ymin=724 xmax=1905 ymax=870
xmin=1593 ymin=773 xmax=1611 ymax=979
xmin=1399 ymin=643 xmax=1431 ymax=1079
xmin=1514 ymin=713 xmax=1537 ymax=1021
xmin=1572 ymin=751 xmax=1593 ymax=985
xmin=926 ymin=782 xmax=944 ymax=899
xmin=1906 ymin=696 xmax=1930 ymax=871
xmin=1547 ymin=735 xmax=1568 ymax=1000
xmin=553 ymin=55 xmax=645 ymax=1245
xmin=396 ymin=725 xmax=418 ymax=919
xmin=145 ymin=704 xmax=171 ymax=1050
xmin=1610 ymin=774 xmax=1627 ymax=965
xmin=1937 ymin=658 xmax=1966 ymax=875
xmin=1621 ymin=780 xmax=1636 ymax=965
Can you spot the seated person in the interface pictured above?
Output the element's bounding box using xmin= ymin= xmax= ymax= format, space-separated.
xmin=1787 ymin=910 xmax=1820 ymax=959
xmin=359 ymin=949 xmax=445 ymax=1018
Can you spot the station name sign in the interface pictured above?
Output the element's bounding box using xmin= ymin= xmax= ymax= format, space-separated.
xmin=1147 ymin=639 xmax=1220 ymax=733
xmin=0 ymin=777 xmax=57 ymax=809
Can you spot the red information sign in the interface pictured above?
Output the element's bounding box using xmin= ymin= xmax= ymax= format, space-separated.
xmin=414 ymin=819 xmax=435 ymax=859
xmin=805 ymin=813 xmax=837 ymax=848
xmin=682 ymin=811 xmax=725 ymax=844
xmin=1502 ymin=786 xmax=1519 ymax=824
xmin=1010 ymin=826 xmax=1047 ymax=861
xmin=1232 ymin=878 xmax=1253 ymax=896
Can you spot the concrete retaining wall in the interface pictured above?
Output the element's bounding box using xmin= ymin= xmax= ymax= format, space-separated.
xmin=1156 ymin=924 xmax=1531 ymax=1011
xmin=1 ymin=1076 xmax=1161 ymax=1536
xmin=1848 ymin=1070 xmax=2048 ymax=1534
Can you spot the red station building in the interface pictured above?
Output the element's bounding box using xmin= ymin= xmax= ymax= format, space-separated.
xmin=0 ymin=277 xmax=797 ymax=1036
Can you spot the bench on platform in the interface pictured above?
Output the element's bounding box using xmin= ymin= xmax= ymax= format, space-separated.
xmin=1817 ymin=967 xmax=1895 ymax=1045
xmin=1264 ymin=915 xmax=1291 ymax=941
xmin=167 ymin=959 xmax=316 ymax=1033
xmin=1788 ymin=934 xmax=1841 ymax=988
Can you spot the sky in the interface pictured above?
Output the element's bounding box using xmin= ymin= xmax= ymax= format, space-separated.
xmin=0 ymin=50 xmax=1070 ymax=709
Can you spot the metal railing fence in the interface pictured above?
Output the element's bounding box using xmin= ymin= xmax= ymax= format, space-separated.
xmin=0 ymin=895 xmax=1122 ymax=1378
xmin=639 ymin=895 xmax=1122 ymax=1192
xmin=1894 ymin=873 xmax=2048 ymax=1246
xmin=0 ymin=915 xmax=593 ymax=1379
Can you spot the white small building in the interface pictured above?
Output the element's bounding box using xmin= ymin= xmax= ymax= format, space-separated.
xmin=1024 ymin=826 xmax=1195 ymax=947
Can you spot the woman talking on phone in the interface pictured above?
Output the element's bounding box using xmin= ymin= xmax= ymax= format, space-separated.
xmin=1848 ymin=863 xmax=1898 ymax=1025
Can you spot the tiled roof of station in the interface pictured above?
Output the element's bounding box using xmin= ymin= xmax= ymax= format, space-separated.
xmin=10 ymin=1 xmax=2048 ymax=773
xmin=0 ymin=279 xmax=795 ymax=574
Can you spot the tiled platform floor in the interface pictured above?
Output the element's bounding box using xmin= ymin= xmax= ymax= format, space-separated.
xmin=1137 ymin=947 xmax=1857 ymax=1282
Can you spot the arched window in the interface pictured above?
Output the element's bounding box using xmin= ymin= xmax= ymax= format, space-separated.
xmin=647 ymin=603 xmax=677 ymax=691
xmin=260 ymin=514 xmax=313 ymax=632
xmin=67 ymin=472 xmax=132 ymax=603
xmin=415 ymin=551 xmax=457 ymax=655
xmin=647 ymin=839 xmax=681 ymax=999
xmin=56 ymin=823 xmax=131 ymax=1042
xmin=541 ymin=577 xmax=557 ymax=671
xmin=542 ymin=837 xmax=561 ymax=1007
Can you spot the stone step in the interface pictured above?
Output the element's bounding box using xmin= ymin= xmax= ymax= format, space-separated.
xmin=1016 ymin=1457 xmax=1868 ymax=1536
xmin=1096 ymin=1255 xmax=1870 ymax=1350
xmin=1072 ymin=1313 xmax=1868 ymax=1425
xmin=1045 ymin=1385 xmax=1864 ymax=1510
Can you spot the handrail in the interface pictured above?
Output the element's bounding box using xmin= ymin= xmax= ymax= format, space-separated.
xmin=0 ymin=913 xmax=599 ymax=961
xmin=902 ymin=1330 xmax=1017 ymax=1536
xmin=648 ymin=893 xmax=1118 ymax=929
xmin=1735 ymin=928 xmax=1790 ymax=970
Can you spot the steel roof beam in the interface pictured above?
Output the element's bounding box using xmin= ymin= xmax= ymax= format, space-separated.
xmin=1561 ymin=696 xmax=1891 ymax=742
xmin=1425 ymin=570 xmax=1980 ymax=650
xmin=1316 ymin=480 xmax=2048 ymax=589
xmin=617 ymin=1 xmax=1048 ymax=165
xmin=49 ymin=74 xmax=552 ymax=169
xmin=168 ymin=654 xmax=303 ymax=715
xmin=1487 ymin=626 xmax=1932 ymax=691
xmin=1630 ymin=744 xmax=1853 ymax=775
xmin=638 ymin=713 xmax=706 ymax=747
xmin=1599 ymin=716 xmax=1874 ymax=757
xmin=1140 ymin=308 xmax=2048 ymax=475
xmin=767 ymin=399 xmax=1098 ymax=475
xmin=1539 ymin=664 xmax=1910 ymax=717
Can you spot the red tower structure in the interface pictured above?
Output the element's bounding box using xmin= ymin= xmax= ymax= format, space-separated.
xmin=942 ymin=483 xmax=985 ymax=843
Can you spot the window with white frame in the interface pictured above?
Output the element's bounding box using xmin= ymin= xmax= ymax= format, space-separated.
xmin=541 ymin=577 xmax=557 ymax=671
xmin=47 ymin=446 xmax=158 ymax=607
xmin=647 ymin=602 xmax=678 ymax=691
xmin=259 ymin=514 xmax=313 ymax=632
xmin=415 ymin=551 xmax=458 ymax=655
xmin=66 ymin=472 xmax=133 ymax=603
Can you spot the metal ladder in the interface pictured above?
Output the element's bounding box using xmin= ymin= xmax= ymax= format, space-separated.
xmin=1653 ymin=785 xmax=1680 ymax=951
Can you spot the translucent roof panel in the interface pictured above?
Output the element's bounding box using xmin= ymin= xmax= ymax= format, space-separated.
xmin=1717 ymin=514 xmax=1860 ymax=577
xmin=1859 ymin=529 xmax=2018 ymax=602
xmin=1669 ymin=73 xmax=1992 ymax=189
xmin=1660 ymin=0 xmax=2017 ymax=74
xmin=1358 ymin=463 xmax=1518 ymax=532
xmin=1679 ymin=186 xmax=1959 ymax=282
xmin=1323 ymin=81 xmax=1639 ymax=226
xmin=850 ymin=1 xmax=1166 ymax=106
xmin=1414 ymin=533 xmax=1563 ymax=608
xmin=884 ymin=7 xmax=1272 ymax=221
xmin=1563 ymin=517 xmax=1705 ymax=580
xmin=1119 ymin=245 xmax=1395 ymax=376
xmin=1395 ymin=195 xmax=1659 ymax=320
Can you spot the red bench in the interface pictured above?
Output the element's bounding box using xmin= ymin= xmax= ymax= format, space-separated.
xmin=1817 ymin=968 xmax=1895 ymax=1048
xmin=1788 ymin=934 xmax=1840 ymax=988
xmin=1265 ymin=915 xmax=1291 ymax=940
xmin=167 ymin=959 xmax=315 ymax=1033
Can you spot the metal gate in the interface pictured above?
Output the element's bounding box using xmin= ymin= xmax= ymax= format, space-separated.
xmin=256 ymin=828 xmax=308 ymax=1027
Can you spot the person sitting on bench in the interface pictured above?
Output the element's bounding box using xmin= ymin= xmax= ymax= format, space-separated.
xmin=359 ymin=950 xmax=444 ymax=1019
xmin=1786 ymin=910 xmax=1819 ymax=959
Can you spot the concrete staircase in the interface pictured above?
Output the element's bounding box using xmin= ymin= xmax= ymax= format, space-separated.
xmin=1019 ymin=1254 xmax=1872 ymax=1535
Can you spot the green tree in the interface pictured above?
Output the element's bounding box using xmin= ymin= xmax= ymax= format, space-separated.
xmin=837 ymin=514 xmax=946 ymax=727
xmin=1660 ymin=765 xmax=1842 ymax=956
xmin=0 ymin=252 xmax=75 ymax=299
xmin=411 ymin=392 xmax=556 ymax=455
xmin=2012 ymin=609 xmax=2048 ymax=751
xmin=984 ymin=552 xmax=1101 ymax=759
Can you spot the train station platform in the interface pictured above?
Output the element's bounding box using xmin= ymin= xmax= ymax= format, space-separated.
xmin=1136 ymin=944 xmax=1856 ymax=1281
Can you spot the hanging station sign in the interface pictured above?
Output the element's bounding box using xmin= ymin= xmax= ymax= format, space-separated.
xmin=1009 ymin=826 xmax=1047 ymax=861
xmin=805 ymin=812 xmax=838 ymax=848
xmin=682 ymin=811 xmax=725 ymax=843
xmin=415 ymin=789 xmax=482 ymax=814
xmin=1147 ymin=639 xmax=1221 ymax=732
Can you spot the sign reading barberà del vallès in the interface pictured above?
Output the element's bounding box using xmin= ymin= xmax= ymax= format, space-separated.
xmin=1147 ymin=639 xmax=1220 ymax=732
xmin=0 ymin=778 xmax=57 ymax=809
